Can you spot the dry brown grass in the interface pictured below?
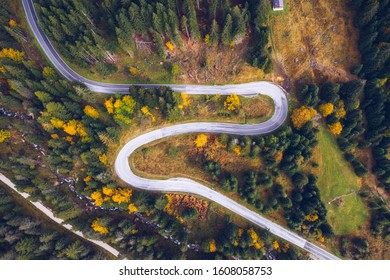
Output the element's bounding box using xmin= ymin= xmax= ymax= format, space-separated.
xmin=167 ymin=194 xmax=209 ymax=220
xmin=270 ymin=0 xmax=360 ymax=85
xmin=131 ymin=136 xmax=210 ymax=183
xmin=130 ymin=134 xmax=264 ymax=183
xmin=241 ymin=95 xmax=274 ymax=119
xmin=172 ymin=39 xmax=271 ymax=84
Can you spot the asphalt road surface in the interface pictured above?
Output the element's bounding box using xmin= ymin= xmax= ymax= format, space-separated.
xmin=22 ymin=0 xmax=339 ymax=260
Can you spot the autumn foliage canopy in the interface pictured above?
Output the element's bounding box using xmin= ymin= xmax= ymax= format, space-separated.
xmin=290 ymin=106 xmax=317 ymax=129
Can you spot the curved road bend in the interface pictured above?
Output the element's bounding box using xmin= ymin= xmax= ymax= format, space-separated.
xmin=22 ymin=0 xmax=339 ymax=259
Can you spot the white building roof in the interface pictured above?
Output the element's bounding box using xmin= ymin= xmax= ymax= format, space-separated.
xmin=273 ymin=0 xmax=284 ymax=11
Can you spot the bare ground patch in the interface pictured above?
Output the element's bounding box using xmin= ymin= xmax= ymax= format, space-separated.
xmin=270 ymin=0 xmax=360 ymax=85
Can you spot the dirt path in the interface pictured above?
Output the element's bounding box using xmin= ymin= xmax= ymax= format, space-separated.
xmin=0 ymin=173 xmax=121 ymax=258
xmin=328 ymin=191 xmax=358 ymax=204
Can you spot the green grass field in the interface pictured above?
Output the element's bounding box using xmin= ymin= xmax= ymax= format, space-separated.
xmin=314 ymin=127 xmax=368 ymax=235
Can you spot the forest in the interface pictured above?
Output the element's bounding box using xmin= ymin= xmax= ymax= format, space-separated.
xmin=0 ymin=0 xmax=389 ymax=260
xmin=0 ymin=185 xmax=111 ymax=259
xmin=0 ymin=1 xmax=304 ymax=260
xmin=34 ymin=0 xmax=273 ymax=75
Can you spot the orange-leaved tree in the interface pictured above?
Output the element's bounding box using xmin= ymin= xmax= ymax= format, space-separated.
xmin=209 ymin=239 xmax=217 ymax=253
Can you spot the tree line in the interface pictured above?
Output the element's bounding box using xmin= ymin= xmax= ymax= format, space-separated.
xmin=351 ymin=0 xmax=390 ymax=195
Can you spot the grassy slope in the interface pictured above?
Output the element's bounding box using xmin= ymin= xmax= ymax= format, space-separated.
xmin=313 ymin=127 xmax=368 ymax=235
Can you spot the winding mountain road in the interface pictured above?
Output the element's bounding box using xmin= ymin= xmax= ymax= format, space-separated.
xmin=22 ymin=0 xmax=339 ymax=260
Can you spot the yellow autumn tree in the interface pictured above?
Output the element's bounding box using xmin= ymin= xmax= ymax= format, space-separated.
xmin=99 ymin=154 xmax=108 ymax=165
xmin=224 ymin=94 xmax=241 ymax=111
xmin=129 ymin=66 xmax=139 ymax=75
xmin=50 ymin=118 xmax=64 ymax=129
xmin=141 ymin=106 xmax=156 ymax=122
xmin=0 ymin=66 xmax=6 ymax=73
xmin=248 ymin=228 xmax=264 ymax=250
xmin=84 ymin=105 xmax=99 ymax=119
xmin=204 ymin=34 xmax=210 ymax=45
xmin=165 ymin=41 xmax=174 ymax=51
xmin=111 ymin=96 xmax=137 ymax=124
xmin=335 ymin=100 xmax=346 ymax=119
xmin=328 ymin=122 xmax=342 ymax=135
xmin=305 ymin=213 xmax=319 ymax=222
xmin=181 ymin=94 xmax=190 ymax=107
xmin=102 ymin=186 xmax=113 ymax=197
xmin=234 ymin=145 xmax=241 ymax=155
xmin=0 ymin=129 xmax=11 ymax=143
xmin=104 ymin=97 xmax=114 ymax=114
xmin=91 ymin=191 xmax=103 ymax=206
xmin=128 ymin=203 xmax=138 ymax=213
xmin=273 ymin=240 xmax=280 ymax=251
xmin=194 ymin=133 xmax=208 ymax=148
xmin=91 ymin=218 xmax=108 ymax=234
xmin=62 ymin=120 xmax=89 ymax=142
xmin=84 ymin=176 xmax=92 ymax=183
xmin=164 ymin=194 xmax=173 ymax=214
xmin=9 ymin=19 xmax=17 ymax=27
xmin=318 ymin=103 xmax=334 ymax=117
xmin=209 ymin=239 xmax=217 ymax=253
xmin=65 ymin=136 xmax=75 ymax=145
xmin=111 ymin=188 xmax=133 ymax=204
xmin=291 ymin=106 xmax=317 ymax=129
xmin=42 ymin=66 xmax=56 ymax=78
xmin=0 ymin=48 xmax=24 ymax=62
